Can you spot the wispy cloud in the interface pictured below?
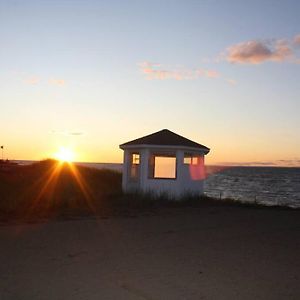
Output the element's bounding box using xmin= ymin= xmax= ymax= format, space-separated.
xmin=69 ymin=132 xmax=84 ymax=136
xmin=216 ymin=159 xmax=300 ymax=167
xmin=51 ymin=130 xmax=84 ymax=136
xmin=276 ymin=159 xmax=300 ymax=166
xmin=205 ymin=70 xmax=220 ymax=78
xmin=20 ymin=73 xmax=66 ymax=86
xmin=224 ymin=34 xmax=300 ymax=64
xmin=293 ymin=34 xmax=300 ymax=46
xmin=138 ymin=62 xmax=221 ymax=80
xmin=24 ymin=76 xmax=40 ymax=85
xmin=226 ymin=79 xmax=237 ymax=85
xmin=48 ymin=79 xmax=66 ymax=86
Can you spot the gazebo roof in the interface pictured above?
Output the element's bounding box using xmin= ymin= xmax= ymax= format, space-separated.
xmin=120 ymin=129 xmax=210 ymax=153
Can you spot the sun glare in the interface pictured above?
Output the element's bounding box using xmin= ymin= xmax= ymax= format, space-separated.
xmin=54 ymin=147 xmax=75 ymax=163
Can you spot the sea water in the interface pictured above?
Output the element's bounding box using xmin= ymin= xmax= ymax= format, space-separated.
xmin=205 ymin=167 xmax=300 ymax=208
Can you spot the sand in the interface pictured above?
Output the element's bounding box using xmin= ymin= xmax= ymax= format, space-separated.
xmin=0 ymin=206 xmax=299 ymax=300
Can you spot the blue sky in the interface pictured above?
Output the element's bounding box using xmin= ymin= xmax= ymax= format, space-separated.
xmin=1 ymin=0 xmax=300 ymax=165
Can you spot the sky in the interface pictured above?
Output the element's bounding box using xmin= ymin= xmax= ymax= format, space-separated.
xmin=1 ymin=0 xmax=300 ymax=166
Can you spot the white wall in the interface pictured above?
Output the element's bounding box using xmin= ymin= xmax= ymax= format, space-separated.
xmin=123 ymin=147 xmax=206 ymax=199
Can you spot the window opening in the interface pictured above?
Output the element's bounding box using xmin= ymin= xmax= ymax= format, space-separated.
xmin=130 ymin=153 xmax=140 ymax=179
xmin=149 ymin=154 xmax=176 ymax=179
xmin=184 ymin=153 xmax=199 ymax=165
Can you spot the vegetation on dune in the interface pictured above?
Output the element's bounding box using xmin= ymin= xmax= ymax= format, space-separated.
xmin=0 ymin=159 xmax=122 ymax=219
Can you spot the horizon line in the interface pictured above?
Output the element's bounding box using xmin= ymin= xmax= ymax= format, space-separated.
xmin=7 ymin=159 xmax=300 ymax=168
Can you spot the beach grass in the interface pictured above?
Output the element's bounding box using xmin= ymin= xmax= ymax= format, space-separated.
xmin=0 ymin=159 xmax=122 ymax=218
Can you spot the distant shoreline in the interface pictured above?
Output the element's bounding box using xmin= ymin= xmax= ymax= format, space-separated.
xmin=11 ymin=159 xmax=300 ymax=169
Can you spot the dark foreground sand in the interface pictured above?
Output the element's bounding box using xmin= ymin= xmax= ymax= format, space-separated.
xmin=0 ymin=206 xmax=299 ymax=300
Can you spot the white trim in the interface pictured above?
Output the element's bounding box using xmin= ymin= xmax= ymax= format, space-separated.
xmin=119 ymin=144 xmax=209 ymax=155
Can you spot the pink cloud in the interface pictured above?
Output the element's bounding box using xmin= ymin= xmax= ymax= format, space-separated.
xmin=139 ymin=62 xmax=192 ymax=80
xmin=293 ymin=34 xmax=300 ymax=46
xmin=226 ymin=79 xmax=237 ymax=85
xmin=139 ymin=62 xmax=220 ymax=80
xmin=24 ymin=76 xmax=40 ymax=85
xmin=272 ymin=39 xmax=293 ymax=61
xmin=226 ymin=39 xmax=293 ymax=64
xmin=205 ymin=70 xmax=219 ymax=78
xmin=48 ymin=79 xmax=65 ymax=86
xmin=224 ymin=34 xmax=300 ymax=65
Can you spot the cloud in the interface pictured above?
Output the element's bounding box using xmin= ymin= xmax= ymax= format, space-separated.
xmin=216 ymin=159 xmax=300 ymax=167
xmin=69 ymin=132 xmax=84 ymax=136
xmin=51 ymin=130 xmax=84 ymax=136
xmin=205 ymin=70 xmax=220 ymax=78
xmin=226 ymin=79 xmax=237 ymax=85
xmin=223 ymin=34 xmax=300 ymax=65
xmin=24 ymin=76 xmax=40 ymax=85
xmin=139 ymin=62 xmax=193 ymax=80
xmin=216 ymin=161 xmax=277 ymax=166
xmin=139 ymin=62 xmax=220 ymax=80
xmin=20 ymin=73 xmax=67 ymax=86
xmin=294 ymin=34 xmax=300 ymax=46
xmin=226 ymin=39 xmax=293 ymax=64
xmin=48 ymin=79 xmax=66 ymax=86
xmin=276 ymin=159 xmax=300 ymax=166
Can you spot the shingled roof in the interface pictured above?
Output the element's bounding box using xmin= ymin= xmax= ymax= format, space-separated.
xmin=120 ymin=129 xmax=210 ymax=153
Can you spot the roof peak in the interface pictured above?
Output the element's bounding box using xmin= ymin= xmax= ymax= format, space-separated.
xmin=120 ymin=129 xmax=210 ymax=153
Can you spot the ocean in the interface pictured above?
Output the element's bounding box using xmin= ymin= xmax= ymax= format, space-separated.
xmin=205 ymin=166 xmax=300 ymax=208
xmin=15 ymin=161 xmax=300 ymax=208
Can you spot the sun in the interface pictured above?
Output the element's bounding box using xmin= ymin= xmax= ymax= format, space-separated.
xmin=54 ymin=147 xmax=75 ymax=163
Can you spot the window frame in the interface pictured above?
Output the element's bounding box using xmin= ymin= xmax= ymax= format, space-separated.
xmin=129 ymin=152 xmax=140 ymax=180
xmin=184 ymin=153 xmax=200 ymax=165
xmin=148 ymin=152 xmax=177 ymax=180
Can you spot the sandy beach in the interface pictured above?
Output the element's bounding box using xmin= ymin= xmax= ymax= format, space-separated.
xmin=0 ymin=206 xmax=299 ymax=300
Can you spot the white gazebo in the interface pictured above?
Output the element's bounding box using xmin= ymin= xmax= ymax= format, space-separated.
xmin=119 ymin=129 xmax=210 ymax=198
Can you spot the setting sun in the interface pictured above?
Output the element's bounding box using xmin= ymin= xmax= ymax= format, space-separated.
xmin=54 ymin=147 xmax=75 ymax=163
